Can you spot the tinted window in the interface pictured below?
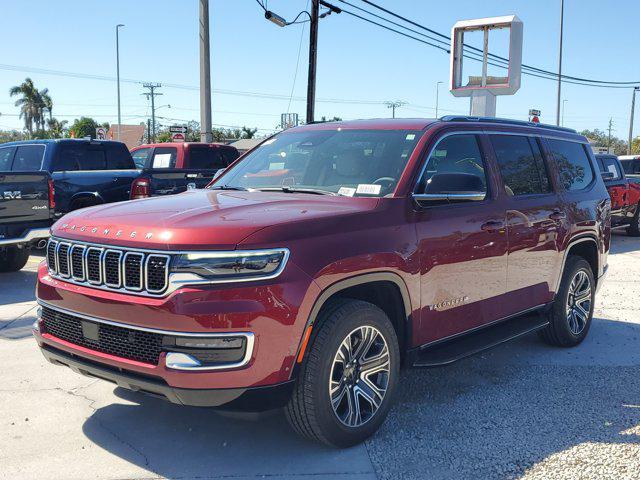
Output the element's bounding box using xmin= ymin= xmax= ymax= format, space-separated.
xmin=491 ymin=135 xmax=551 ymax=196
xmin=0 ymin=147 xmax=14 ymax=170
xmin=221 ymin=147 xmax=239 ymax=166
xmin=189 ymin=147 xmax=226 ymax=170
xmin=419 ymin=134 xmax=488 ymax=196
xmin=151 ymin=147 xmax=177 ymax=168
xmin=56 ymin=144 xmax=106 ymax=171
xmin=13 ymin=145 xmax=45 ymax=171
xmin=596 ymin=156 xmax=622 ymax=180
xmin=131 ymin=148 xmax=151 ymax=168
xmin=619 ymin=159 xmax=640 ymax=175
xmin=106 ymin=143 xmax=135 ymax=169
xmin=547 ymin=140 xmax=594 ymax=191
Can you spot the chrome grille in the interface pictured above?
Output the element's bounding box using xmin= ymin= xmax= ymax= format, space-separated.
xmin=46 ymin=238 xmax=170 ymax=296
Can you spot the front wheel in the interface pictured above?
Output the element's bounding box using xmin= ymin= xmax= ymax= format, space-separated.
xmin=285 ymin=299 xmax=400 ymax=448
xmin=540 ymin=256 xmax=595 ymax=347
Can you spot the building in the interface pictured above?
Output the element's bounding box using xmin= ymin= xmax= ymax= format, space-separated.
xmin=228 ymin=138 xmax=262 ymax=154
xmin=107 ymin=124 xmax=145 ymax=150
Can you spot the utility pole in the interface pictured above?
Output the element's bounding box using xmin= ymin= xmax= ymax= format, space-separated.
xmin=385 ymin=101 xmax=406 ymax=119
xmin=142 ymin=83 xmax=162 ymax=143
xmin=115 ymin=24 xmax=124 ymax=141
xmin=147 ymin=119 xmax=151 ymax=143
xmin=435 ymin=81 xmax=443 ymax=118
xmin=629 ymin=87 xmax=639 ymax=155
xmin=608 ymin=117 xmax=614 ymax=154
xmin=561 ymin=99 xmax=568 ymax=127
xmin=555 ymin=0 xmax=564 ymax=126
xmin=306 ymin=0 xmax=320 ymax=123
xmin=199 ymin=0 xmax=213 ymax=142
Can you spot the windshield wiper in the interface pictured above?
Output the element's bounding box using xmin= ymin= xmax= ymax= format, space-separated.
xmin=209 ymin=184 xmax=250 ymax=191
xmin=257 ymin=186 xmax=337 ymax=196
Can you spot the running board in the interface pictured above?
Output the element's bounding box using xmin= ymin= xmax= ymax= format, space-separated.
xmin=411 ymin=314 xmax=549 ymax=367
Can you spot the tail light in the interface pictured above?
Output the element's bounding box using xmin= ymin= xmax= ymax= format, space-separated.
xmin=48 ymin=178 xmax=55 ymax=210
xmin=131 ymin=177 xmax=150 ymax=200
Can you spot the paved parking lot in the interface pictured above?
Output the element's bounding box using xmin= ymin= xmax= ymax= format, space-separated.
xmin=1 ymin=234 xmax=639 ymax=480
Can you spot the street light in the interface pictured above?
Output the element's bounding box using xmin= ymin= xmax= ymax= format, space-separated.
xmin=115 ymin=24 xmax=125 ymax=141
xmin=562 ymin=99 xmax=568 ymax=127
xmin=435 ymin=81 xmax=443 ymax=118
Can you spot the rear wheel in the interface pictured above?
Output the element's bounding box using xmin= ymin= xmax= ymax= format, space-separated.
xmin=285 ymin=299 xmax=400 ymax=448
xmin=627 ymin=204 xmax=640 ymax=236
xmin=540 ymin=256 xmax=595 ymax=347
xmin=0 ymin=246 xmax=30 ymax=272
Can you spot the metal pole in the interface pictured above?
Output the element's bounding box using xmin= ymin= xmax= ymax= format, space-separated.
xmin=306 ymin=0 xmax=319 ymax=123
xmin=562 ymin=99 xmax=567 ymax=127
xmin=151 ymin=85 xmax=156 ymax=142
xmin=556 ymin=0 xmax=564 ymax=126
xmin=608 ymin=118 xmax=613 ymax=154
xmin=435 ymin=81 xmax=443 ymax=118
xmin=116 ymin=24 xmax=124 ymax=141
xmin=629 ymin=87 xmax=638 ymax=155
xmin=199 ymin=0 xmax=213 ymax=142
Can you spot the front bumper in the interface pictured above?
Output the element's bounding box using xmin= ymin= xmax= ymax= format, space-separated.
xmin=40 ymin=343 xmax=294 ymax=410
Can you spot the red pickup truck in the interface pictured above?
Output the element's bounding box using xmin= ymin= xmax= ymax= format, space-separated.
xmin=130 ymin=142 xmax=239 ymax=170
xmin=595 ymin=154 xmax=640 ymax=235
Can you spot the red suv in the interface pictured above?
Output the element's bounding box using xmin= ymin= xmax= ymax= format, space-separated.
xmin=35 ymin=117 xmax=610 ymax=447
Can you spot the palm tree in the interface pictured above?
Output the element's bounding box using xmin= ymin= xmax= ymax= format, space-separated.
xmin=9 ymin=78 xmax=39 ymax=136
xmin=38 ymin=88 xmax=53 ymax=131
xmin=46 ymin=117 xmax=68 ymax=138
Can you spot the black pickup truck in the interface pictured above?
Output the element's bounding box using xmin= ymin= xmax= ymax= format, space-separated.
xmin=0 ymin=171 xmax=54 ymax=271
xmin=0 ymin=139 xmax=227 ymax=215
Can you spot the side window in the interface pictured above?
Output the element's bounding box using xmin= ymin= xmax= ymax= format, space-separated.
xmin=221 ymin=148 xmax=239 ymax=166
xmin=418 ymin=134 xmax=488 ymax=200
xmin=547 ymin=139 xmax=595 ymax=191
xmin=151 ymin=147 xmax=177 ymax=168
xmin=0 ymin=147 xmax=15 ymax=170
xmin=106 ymin=144 xmax=135 ymax=169
xmin=131 ymin=148 xmax=151 ymax=169
xmin=56 ymin=145 xmax=106 ymax=171
xmin=596 ymin=156 xmax=622 ymax=180
xmin=13 ymin=145 xmax=45 ymax=171
xmin=619 ymin=159 xmax=633 ymax=175
xmin=491 ymin=135 xmax=551 ymax=196
xmin=189 ymin=147 xmax=226 ymax=169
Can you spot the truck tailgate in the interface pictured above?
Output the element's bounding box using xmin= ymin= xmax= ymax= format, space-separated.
xmin=146 ymin=169 xmax=217 ymax=196
xmin=0 ymin=172 xmax=51 ymax=225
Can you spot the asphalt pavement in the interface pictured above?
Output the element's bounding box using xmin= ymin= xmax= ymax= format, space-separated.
xmin=1 ymin=234 xmax=639 ymax=479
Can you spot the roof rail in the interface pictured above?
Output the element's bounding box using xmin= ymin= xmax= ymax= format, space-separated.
xmin=439 ymin=115 xmax=577 ymax=134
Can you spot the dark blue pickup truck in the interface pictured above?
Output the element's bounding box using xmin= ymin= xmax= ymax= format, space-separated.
xmin=0 ymin=139 xmax=228 ymax=217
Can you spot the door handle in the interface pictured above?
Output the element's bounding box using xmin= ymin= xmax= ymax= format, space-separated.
xmin=549 ymin=210 xmax=566 ymax=221
xmin=480 ymin=220 xmax=504 ymax=232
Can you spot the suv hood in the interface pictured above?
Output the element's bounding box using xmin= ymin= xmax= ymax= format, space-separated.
xmin=52 ymin=189 xmax=379 ymax=250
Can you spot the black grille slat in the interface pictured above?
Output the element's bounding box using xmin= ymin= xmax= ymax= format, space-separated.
xmin=103 ymin=251 xmax=122 ymax=287
xmin=57 ymin=243 xmax=70 ymax=277
xmin=124 ymin=253 xmax=143 ymax=290
xmin=41 ymin=306 xmax=162 ymax=365
xmin=47 ymin=239 xmax=170 ymax=296
xmin=146 ymin=255 xmax=169 ymax=293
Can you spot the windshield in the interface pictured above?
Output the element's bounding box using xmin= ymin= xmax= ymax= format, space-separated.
xmin=211 ymin=128 xmax=422 ymax=196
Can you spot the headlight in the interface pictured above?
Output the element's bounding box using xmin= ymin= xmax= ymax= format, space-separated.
xmin=171 ymin=249 xmax=289 ymax=282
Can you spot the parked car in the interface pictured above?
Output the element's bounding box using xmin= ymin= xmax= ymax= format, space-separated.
xmin=617 ymin=154 xmax=640 ymax=184
xmin=0 ymin=170 xmax=54 ymax=271
xmin=129 ymin=142 xmax=239 ymax=198
xmin=595 ymin=154 xmax=640 ymax=234
xmin=34 ymin=117 xmax=610 ymax=447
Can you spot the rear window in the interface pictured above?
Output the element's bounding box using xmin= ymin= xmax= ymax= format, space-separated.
xmin=596 ymin=156 xmax=622 ymax=180
xmin=131 ymin=147 xmax=151 ymax=168
xmin=55 ymin=143 xmax=134 ymax=171
xmin=151 ymin=147 xmax=177 ymax=168
xmin=0 ymin=147 xmax=14 ymax=170
xmin=221 ymin=147 xmax=239 ymax=166
xmin=491 ymin=135 xmax=551 ymax=196
xmin=547 ymin=139 xmax=595 ymax=191
xmin=13 ymin=145 xmax=45 ymax=171
xmin=189 ymin=147 xmax=227 ymax=170
xmin=620 ymin=158 xmax=640 ymax=175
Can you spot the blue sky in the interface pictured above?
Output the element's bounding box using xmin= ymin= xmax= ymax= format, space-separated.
xmin=0 ymin=0 xmax=638 ymax=137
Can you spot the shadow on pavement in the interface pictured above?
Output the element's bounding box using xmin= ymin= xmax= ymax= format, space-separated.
xmin=0 ymin=269 xmax=38 ymax=306
xmin=609 ymin=230 xmax=640 ymax=255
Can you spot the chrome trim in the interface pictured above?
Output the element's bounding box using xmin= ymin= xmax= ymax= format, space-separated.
xmin=0 ymin=227 xmax=50 ymax=246
xmin=70 ymin=244 xmax=86 ymax=281
xmin=413 ymin=192 xmax=486 ymax=203
xmin=37 ymin=300 xmax=255 ymax=371
xmin=103 ymin=249 xmax=123 ymax=288
xmin=55 ymin=242 xmax=71 ymax=278
xmin=47 ymin=239 xmax=58 ymax=274
xmin=144 ymin=254 xmax=170 ymax=294
xmin=123 ymin=251 xmax=144 ymax=291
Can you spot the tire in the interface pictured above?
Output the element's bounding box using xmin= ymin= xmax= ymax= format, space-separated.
xmin=627 ymin=204 xmax=640 ymax=236
xmin=285 ymin=299 xmax=400 ymax=448
xmin=0 ymin=246 xmax=30 ymax=273
xmin=540 ymin=256 xmax=595 ymax=347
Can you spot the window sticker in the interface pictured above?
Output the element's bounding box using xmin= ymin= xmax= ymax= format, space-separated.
xmin=356 ymin=184 xmax=382 ymax=195
xmin=608 ymin=165 xmax=618 ymax=176
xmin=153 ymin=153 xmax=172 ymax=168
xmin=269 ymin=162 xmax=285 ymax=170
xmin=406 ymin=133 xmax=416 ymax=141
xmin=261 ymin=138 xmax=277 ymax=146
xmin=338 ymin=187 xmax=356 ymax=197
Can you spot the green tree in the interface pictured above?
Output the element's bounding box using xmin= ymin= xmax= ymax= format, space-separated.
xmin=46 ymin=117 xmax=68 ymax=138
xmin=69 ymin=116 xmax=99 ymax=139
xmin=580 ymin=128 xmax=628 ymax=155
xmin=632 ymin=136 xmax=640 ymax=155
xmin=9 ymin=78 xmax=40 ymax=136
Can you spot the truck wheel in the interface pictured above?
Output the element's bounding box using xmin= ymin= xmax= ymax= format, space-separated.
xmin=285 ymin=299 xmax=400 ymax=448
xmin=0 ymin=246 xmax=30 ymax=273
xmin=540 ymin=256 xmax=595 ymax=347
xmin=627 ymin=205 xmax=640 ymax=236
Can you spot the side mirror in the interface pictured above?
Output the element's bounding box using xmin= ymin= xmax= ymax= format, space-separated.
xmin=600 ymin=171 xmax=615 ymax=180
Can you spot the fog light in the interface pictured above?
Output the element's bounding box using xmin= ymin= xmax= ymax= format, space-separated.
xmin=165 ymin=352 xmax=202 ymax=370
xmin=175 ymin=337 xmax=244 ymax=349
